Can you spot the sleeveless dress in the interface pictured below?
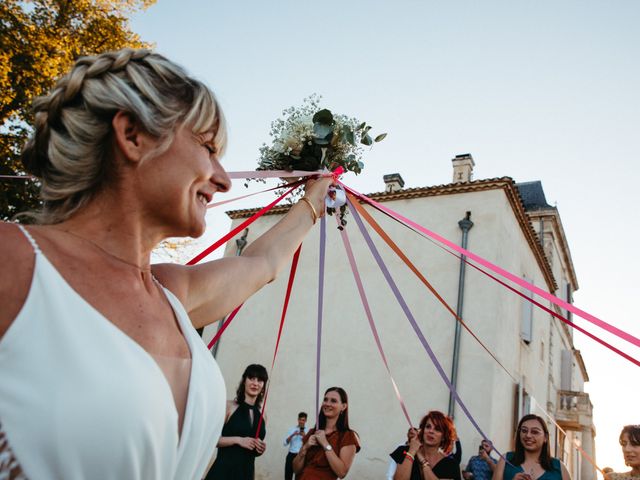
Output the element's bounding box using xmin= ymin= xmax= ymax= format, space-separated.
xmin=298 ymin=429 xmax=361 ymax=480
xmin=205 ymin=401 xmax=266 ymax=480
xmin=0 ymin=226 xmax=227 ymax=480
xmin=503 ymin=452 xmax=563 ymax=480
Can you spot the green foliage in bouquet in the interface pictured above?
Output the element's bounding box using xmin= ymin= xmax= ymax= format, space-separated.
xmin=257 ymin=95 xmax=386 ymax=174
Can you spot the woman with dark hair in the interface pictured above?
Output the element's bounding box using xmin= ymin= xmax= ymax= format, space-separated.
xmin=205 ymin=364 xmax=269 ymax=480
xmin=293 ymin=387 xmax=360 ymax=479
xmin=393 ymin=410 xmax=461 ymax=480
xmin=493 ymin=414 xmax=570 ymax=480
xmin=606 ymin=425 xmax=640 ymax=480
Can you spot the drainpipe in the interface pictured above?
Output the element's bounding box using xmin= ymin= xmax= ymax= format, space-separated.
xmin=448 ymin=212 xmax=473 ymax=418
xmin=211 ymin=228 xmax=250 ymax=358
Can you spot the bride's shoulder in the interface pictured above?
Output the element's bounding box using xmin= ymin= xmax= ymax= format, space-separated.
xmin=0 ymin=222 xmax=37 ymax=263
xmin=0 ymin=222 xmax=39 ymax=339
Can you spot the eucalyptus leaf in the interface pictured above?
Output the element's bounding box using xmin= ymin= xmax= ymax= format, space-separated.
xmin=314 ymin=123 xmax=333 ymax=138
xmin=357 ymin=122 xmax=366 ymax=130
xmin=361 ymin=134 xmax=373 ymax=146
xmin=374 ymin=133 xmax=387 ymax=142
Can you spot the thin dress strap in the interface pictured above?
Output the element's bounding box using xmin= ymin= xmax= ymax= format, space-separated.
xmin=16 ymin=224 xmax=41 ymax=254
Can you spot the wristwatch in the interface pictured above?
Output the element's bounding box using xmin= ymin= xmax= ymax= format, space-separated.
xmin=324 ymin=444 xmax=333 ymax=452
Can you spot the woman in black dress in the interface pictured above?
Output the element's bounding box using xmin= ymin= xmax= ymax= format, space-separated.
xmin=393 ymin=410 xmax=461 ymax=480
xmin=205 ymin=364 xmax=268 ymax=479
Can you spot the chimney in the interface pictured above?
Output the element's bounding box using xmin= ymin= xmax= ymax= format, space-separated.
xmin=452 ymin=154 xmax=475 ymax=183
xmin=383 ymin=173 xmax=405 ymax=193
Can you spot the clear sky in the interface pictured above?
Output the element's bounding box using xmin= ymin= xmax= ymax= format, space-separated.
xmin=133 ymin=0 xmax=639 ymax=472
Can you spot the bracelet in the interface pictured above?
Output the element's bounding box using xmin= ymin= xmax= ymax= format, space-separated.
xmin=404 ymin=451 xmax=415 ymax=462
xmin=298 ymin=197 xmax=318 ymax=225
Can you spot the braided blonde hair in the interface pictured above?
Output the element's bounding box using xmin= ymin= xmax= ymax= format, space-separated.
xmin=21 ymin=48 xmax=227 ymax=224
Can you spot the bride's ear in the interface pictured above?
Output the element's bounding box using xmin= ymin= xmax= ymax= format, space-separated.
xmin=112 ymin=111 xmax=153 ymax=164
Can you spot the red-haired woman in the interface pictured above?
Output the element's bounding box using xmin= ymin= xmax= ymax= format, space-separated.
xmin=292 ymin=387 xmax=360 ymax=479
xmin=493 ymin=414 xmax=570 ymax=480
xmin=394 ymin=410 xmax=461 ymax=480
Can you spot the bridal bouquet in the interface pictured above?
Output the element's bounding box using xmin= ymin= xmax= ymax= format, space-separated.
xmin=257 ymin=95 xmax=386 ymax=175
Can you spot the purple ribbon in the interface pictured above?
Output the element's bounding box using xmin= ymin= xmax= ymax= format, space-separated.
xmin=338 ymin=216 xmax=413 ymax=427
xmin=315 ymin=215 xmax=327 ymax=425
xmin=346 ymin=196 xmax=505 ymax=461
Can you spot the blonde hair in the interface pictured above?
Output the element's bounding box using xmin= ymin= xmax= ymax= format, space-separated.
xmin=21 ymin=48 xmax=227 ymax=224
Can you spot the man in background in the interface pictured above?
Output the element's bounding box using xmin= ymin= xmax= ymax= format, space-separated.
xmin=463 ymin=439 xmax=497 ymax=480
xmin=283 ymin=412 xmax=308 ymax=480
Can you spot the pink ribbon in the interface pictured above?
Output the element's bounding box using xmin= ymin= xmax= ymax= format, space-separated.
xmin=186 ymin=184 xmax=299 ymax=265
xmin=338 ymin=216 xmax=413 ymax=427
xmin=341 ymin=183 xmax=640 ymax=351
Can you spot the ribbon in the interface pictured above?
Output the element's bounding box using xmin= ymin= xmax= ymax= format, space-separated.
xmin=341 ymin=183 xmax=640 ymax=351
xmin=379 ymin=211 xmax=640 ymax=368
xmin=186 ymin=184 xmax=298 ymax=265
xmin=315 ymin=215 xmax=327 ymax=425
xmin=207 ymin=303 xmax=244 ymax=349
xmin=531 ymin=396 xmax=605 ymax=477
xmin=346 ymin=194 xmax=507 ymax=462
xmin=207 ymin=181 xmax=304 ymax=209
xmin=338 ymin=215 xmax=413 ymax=427
xmin=226 ymin=170 xmax=320 ymax=180
xmin=330 ymin=166 xmax=345 ymax=182
xmin=346 ymin=192 xmax=519 ymax=383
xmin=255 ymin=245 xmax=303 ymax=438
xmin=0 ymin=175 xmax=36 ymax=180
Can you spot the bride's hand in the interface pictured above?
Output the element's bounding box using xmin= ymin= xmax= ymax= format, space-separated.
xmin=303 ymin=176 xmax=333 ymax=219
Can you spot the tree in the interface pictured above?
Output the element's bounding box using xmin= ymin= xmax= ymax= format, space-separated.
xmin=0 ymin=0 xmax=155 ymax=221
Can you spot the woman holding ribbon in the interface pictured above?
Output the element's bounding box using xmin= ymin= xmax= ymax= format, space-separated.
xmin=605 ymin=425 xmax=640 ymax=480
xmin=493 ymin=414 xmax=570 ymax=480
xmin=205 ymin=364 xmax=268 ymax=480
xmin=393 ymin=410 xmax=461 ymax=480
xmin=292 ymin=387 xmax=360 ymax=479
xmin=0 ymin=48 xmax=331 ymax=480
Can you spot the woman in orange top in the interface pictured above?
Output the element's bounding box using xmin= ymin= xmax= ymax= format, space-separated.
xmin=292 ymin=387 xmax=360 ymax=479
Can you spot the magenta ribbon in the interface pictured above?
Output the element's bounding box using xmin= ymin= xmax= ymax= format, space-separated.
xmin=338 ymin=216 xmax=413 ymax=427
xmin=347 ymin=186 xmax=639 ymax=367
xmin=341 ymin=183 xmax=640 ymax=351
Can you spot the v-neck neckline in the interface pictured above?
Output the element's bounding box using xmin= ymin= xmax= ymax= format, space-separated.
xmin=36 ymin=251 xmax=196 ymax=450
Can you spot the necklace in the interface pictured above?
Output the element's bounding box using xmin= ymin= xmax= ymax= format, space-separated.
xmin=53 ymin=227 xmax=153 ymax=274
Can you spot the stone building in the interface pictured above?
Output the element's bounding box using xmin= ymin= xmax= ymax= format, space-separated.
xmin=203 ymin=154 xmax=596 ymax=480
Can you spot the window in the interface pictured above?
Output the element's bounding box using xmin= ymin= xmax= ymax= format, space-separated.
xmin=560 ymin=350 xmax=572 ymax=391
xmin=521 ymin=275 xmax=534 ymax=344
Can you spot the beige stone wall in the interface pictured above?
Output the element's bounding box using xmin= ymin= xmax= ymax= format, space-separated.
xmin=203 ymin=188 xmax=585 ymax=479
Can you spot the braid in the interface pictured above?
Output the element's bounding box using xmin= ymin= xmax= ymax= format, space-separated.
xmin=20 ymin=48 xmax=226 ymax=224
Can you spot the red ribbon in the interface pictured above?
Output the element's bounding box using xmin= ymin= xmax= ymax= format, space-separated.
xmin=207 ymin=303 xmax=244 ymax=349
xmin=254 ymin=245 xmax=303 ymax=438
xmin=186 ymin=183 xmax=300 ymax=265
